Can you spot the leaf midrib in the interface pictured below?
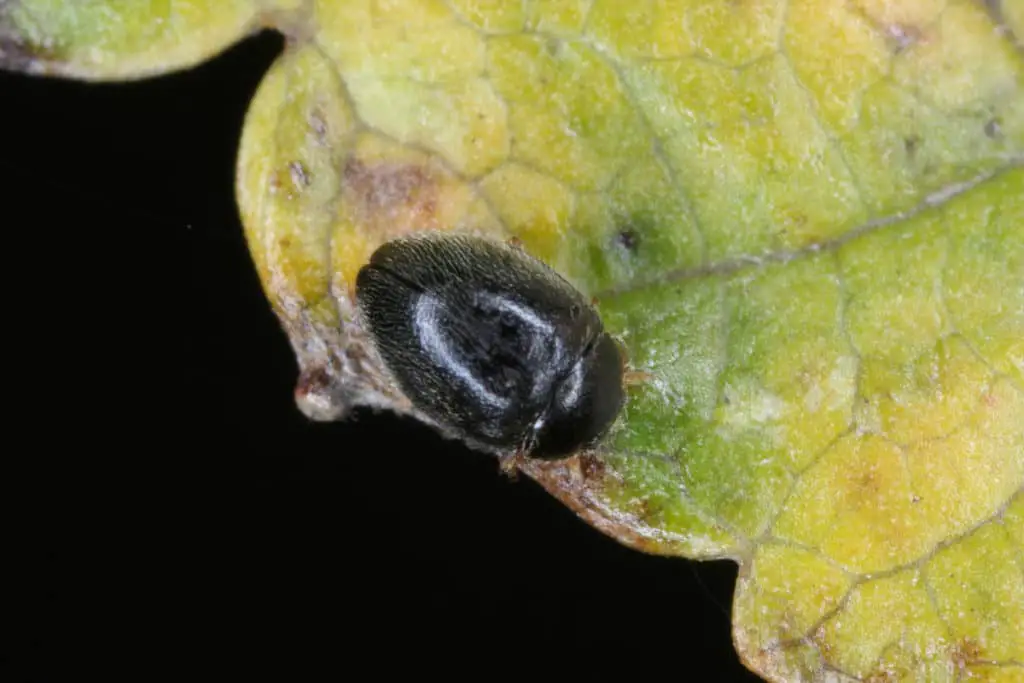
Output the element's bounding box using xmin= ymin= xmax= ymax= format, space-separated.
xmin=597 ymin=158 xmax=1024 ymax=300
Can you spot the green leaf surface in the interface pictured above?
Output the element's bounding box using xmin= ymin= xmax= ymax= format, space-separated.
xmin=4 ymin=1 xmax=1022 ymax=680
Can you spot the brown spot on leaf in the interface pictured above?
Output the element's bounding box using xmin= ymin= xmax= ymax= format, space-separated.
xmin=858 ymin=469 xmax=880 ymax=494
xmin=345 ymin=159 xmax=429 ymax=208
xmin=578 ymin=452 xmax=607 ymax=481
xmin=296 ymin=365 xmax=332 ymax=397
xmin=0 ymin=16 xmax=58 ymax=72
xmin=749 ymin=645 xmax=778 ymax=675
xmin=904 ymin=135 xmax=921 ymax=158
xmin=631 ymin=497 xmax=656 ymax=524
xmin=519 ymin=455 xmax=679 ymax=556
xmin=294 ymin=365 xmax=348 ymax=422
xmin=745 ymin=643 xmax=801 ymax=683
xmin=269 ymin=169 xmax=284 ymax=194
xmin=952 ymin=637 xmax=984 ymax=671
xmin=342 ymin=157 xmax=441 ymax=236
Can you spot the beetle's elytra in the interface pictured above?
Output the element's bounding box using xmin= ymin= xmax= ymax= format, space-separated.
xmin=355 ymin=232 xmax=626 ymax=463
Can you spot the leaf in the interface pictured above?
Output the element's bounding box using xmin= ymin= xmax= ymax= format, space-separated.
xmin=4 ymin=1 xmax=1021 ymax=680
xmin=0 ymin=0 xmax=287 ymax=78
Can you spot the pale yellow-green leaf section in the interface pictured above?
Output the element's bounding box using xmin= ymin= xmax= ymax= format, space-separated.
xmin=236 ymin=41 xmax=356 ymax=329
xmin=0 ymin=0 xmax=304 ymax=79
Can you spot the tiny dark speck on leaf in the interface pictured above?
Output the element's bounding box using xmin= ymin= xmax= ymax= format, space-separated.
xmin=904 ymin=136 xmax=920 ymax=157
xmin=615 ymin=229 xmax=639 ymax=253
xmin=984 ymin=118 xmax=1002 ymax=138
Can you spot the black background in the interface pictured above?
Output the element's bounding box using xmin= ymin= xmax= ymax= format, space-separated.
xmin=3 ymin=29 xmax=759 ymax=680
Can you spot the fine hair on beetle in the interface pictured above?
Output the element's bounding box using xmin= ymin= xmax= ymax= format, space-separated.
xmin=355 ymin=232 xmax=627 ymax=468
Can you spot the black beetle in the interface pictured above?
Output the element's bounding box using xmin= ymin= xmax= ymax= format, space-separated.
xmin=355 ymin=232 xmax=626 ymax=472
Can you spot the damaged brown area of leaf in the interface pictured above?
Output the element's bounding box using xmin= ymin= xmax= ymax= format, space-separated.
xmin=343 ymin=158 xmax=439 ymax=227
xmin=520 ymin=454 xmax=659 ymax=554
xmin=0 ymin=8 xmax=61 ymax=73
xmin=951 ymin=637 xmax=985 ymax=673
xmin=521 ymin=453 xmax=695 ymax=557
xmin=287 ymin=300 xmax=417 ymax=424
xmin=294 ymin=364 xmax=342 ymax=421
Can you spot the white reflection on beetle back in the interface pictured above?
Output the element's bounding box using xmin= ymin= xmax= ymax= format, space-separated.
xmin=475 ymin=293 xmax=555 ymax=340
xmin=475 ymin=291 xmax=565 ymax=401
xmin=412 ymin=294 xmax=510 ymax=410
xmin=411 ymin=289 xmax=568 ymax=412
xmin=557 ymin=360 xmax=584 ymax=410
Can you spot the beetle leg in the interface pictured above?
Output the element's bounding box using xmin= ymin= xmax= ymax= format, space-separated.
xmin=498 ymin=450 xmax=524 ymax=480
xmin=610 ymin=338 xmax=651 ymax=386
xmin=624 ymin=370 xmax=654 ymax=386
xmin=499 ymin=427 xmax=538 ymax=480
xmin=610 ymin=337 xmax=651 ymax=386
